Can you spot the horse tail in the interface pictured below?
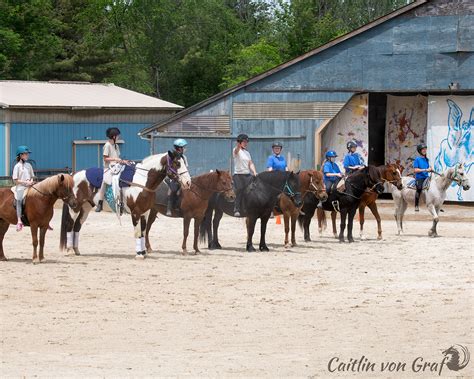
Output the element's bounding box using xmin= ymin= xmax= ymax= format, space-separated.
xmin=297 ymin=212 xmax=305 ymax=230
xmin=317 ymin=208 xmax=327 ymax=230
xmin=59 ymin=202 xmax=70 ymax=251
xmin=199 ymin=210 xmax=210 ymax=244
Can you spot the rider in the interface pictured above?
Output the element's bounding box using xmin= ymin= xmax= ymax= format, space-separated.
xmin=95 ymin=127 xmax=129 ymax=212
xmin=12 ymin=146 xmax=34 ymax=231
xmin=343 ymin=140 xmax=364 ymax=174
xmin=266 ymin=141 xmax=288 ymax=171
xmin=413 ymin=143 xmax=433 ymax=211
xmin=323 ymin=150 xmax=343 ymax=191
xmin=166 ymin=138 xmax=189 ymax=216
xmin=233 ymin=134 xmax=257 ymax=217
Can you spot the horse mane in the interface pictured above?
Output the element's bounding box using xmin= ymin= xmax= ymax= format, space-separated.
xmin=28 ymin=174 xmax=72 ymax=197
xmin=367 ymin=165 xmax=381 ymax=184
xmin=140 ymin=152 xmax=167 ymax=170
xmin=192 ymin=171 xmax=217 ymax=187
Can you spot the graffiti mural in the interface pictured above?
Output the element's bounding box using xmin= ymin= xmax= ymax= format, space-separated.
xmin=321 ymin=93 xmax=368 ymax=169
xmin=385 ymin=95 xmax=428 ymax=171
xmin=428 ymin=96 xmax=473 ymax=201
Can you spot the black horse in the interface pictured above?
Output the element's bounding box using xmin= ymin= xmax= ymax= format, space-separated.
xmin=200 ymin=171 xmax=302 ymax=252
xmin=298 ymin=166 xmax=384 ymax=243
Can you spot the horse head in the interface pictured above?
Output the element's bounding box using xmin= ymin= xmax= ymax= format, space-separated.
xmin=167 ymin=150 xmax=191 ymax=189
xmin=449 ymin=163 xmax=471 ymax=191
xmin=215 ymin=169 xmax=235 ymax=201
xmin=284 ymin=171 xmax=302 ymax=207
xmin=305 ymin=170 xmax=327 ymax=202
xmin=384 ymin=163 xmax=403 ymax=190
xmin=57 ymin=174 xmax=78 ymax=209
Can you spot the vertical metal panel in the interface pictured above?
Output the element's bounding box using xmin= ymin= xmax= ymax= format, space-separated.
xmin=10 ymin=123 xmax=153 ymax=171
xmin=0 ymin=123 xmax=5 ymax=176
xmin=75 ymin=144 xmax=101 ymax=170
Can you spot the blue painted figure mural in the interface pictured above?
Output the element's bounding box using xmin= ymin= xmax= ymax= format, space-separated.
xmin=434 ymin=99 xmax=473 ymax=200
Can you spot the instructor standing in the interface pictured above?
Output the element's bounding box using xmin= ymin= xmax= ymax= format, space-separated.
xmin=233 ymin=134 xmax=257 ymax=217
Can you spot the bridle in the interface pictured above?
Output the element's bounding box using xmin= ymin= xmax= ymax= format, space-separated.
xmin=30 ymin=178 xmax=74 ymax=203
xmin=166 ymin=154 xmax=189 ymax=181
xmin=304 ymin=175 xmax=326 ymax=198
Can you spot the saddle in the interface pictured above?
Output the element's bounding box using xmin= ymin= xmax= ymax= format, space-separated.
xmin=407 ymin=177 xmax=430 ymax=190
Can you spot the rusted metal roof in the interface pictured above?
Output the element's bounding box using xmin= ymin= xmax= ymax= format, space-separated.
xmin=0 ymin=80 xmax=183 ymax=110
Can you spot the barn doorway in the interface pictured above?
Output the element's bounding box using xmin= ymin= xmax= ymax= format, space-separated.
xmin=368 ymin=93 xmax=387 ymax=166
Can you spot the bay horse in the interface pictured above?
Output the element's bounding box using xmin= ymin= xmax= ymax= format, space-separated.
xmin=60 ymin=151 xmax=191 ymax=259
xmin=144 ymin=170 xmax=235 ymax=254
xmin=299 ymin=166 xmax=385 ymax=243
xmin=317 ymin=163 xmax=404 ymax=240
xmin=0 ymin=174 xmax=77 ymax=262
xmin=390 ymin=163 xmax=470 ymax=237
xmin=274 ymin=170 xmax=327 ymax=248
xmin=200 ymin=171 xmax=302 ymax=252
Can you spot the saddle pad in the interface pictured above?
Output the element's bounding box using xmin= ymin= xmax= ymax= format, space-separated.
xmin=85 ymin=168 xmax=103 ymax=189
xmin=119 ymin=165 xmax=136 ymax=188
xmin=406 ymin=177 xmax=430 ymax=190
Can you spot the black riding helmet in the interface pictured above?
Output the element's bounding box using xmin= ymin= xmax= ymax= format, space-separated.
xmin=417 ymin=143 xmax=427 ymax=154
xmin=272 ymin=141 xmax=283 ymax=148
xmin=237 ymin=134 xmax=249 ymax=142
xmin=346 ymin=140 xmax=357 ymax=150
xmin=106 ymin=127 xmax=121 ymax=139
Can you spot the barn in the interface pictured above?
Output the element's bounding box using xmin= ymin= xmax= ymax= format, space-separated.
xmin=0 ymin=81 xmax=182 ymax=177
xmin=139 ymin=0 xmax=473 ymax=201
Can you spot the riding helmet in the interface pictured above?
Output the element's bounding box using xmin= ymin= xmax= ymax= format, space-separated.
xmin=272 ymin=141 xmax=283 ymax=148
xmin=16 ymin=145 xmax=32 ymax=156
xmin=417 ymin=143 xmax=427 ymax=154
xmin=173 ymin=138 xmax=188 ymax=148
xmin=236 ymin=134 xmax=249 ymax=142
xmin=346 ymin=140 xmax=357 ymax=150
xmin=325 ymin=150 xmax=337 ymax=158
xmin=106 ymin=127 xmax=121 ymax=139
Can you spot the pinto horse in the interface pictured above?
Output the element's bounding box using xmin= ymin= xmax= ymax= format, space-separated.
xmin=274 ymin=170 xmax=327 ymax=248
xmin=317 ymin=163 xmax=404 ymax=240
xmin=144 ymin=170 xmax=235 ymax=254
xmin=60 ymin=151 xmax=191 ymax=259
xmin=200 ymin=171 xmax=302 ymax=252
xmin=0 ymin=174 xmax=77 ymax=262
xmin=299 ymin=166 xmax=385 ymax=243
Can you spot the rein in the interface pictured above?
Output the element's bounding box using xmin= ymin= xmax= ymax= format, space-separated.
xmin=30 ymin=181 xmax=73 ymax=202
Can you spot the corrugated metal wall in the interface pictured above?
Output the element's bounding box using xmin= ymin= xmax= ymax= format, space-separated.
xmin=9 ymin=123 xmax=152 ymax=173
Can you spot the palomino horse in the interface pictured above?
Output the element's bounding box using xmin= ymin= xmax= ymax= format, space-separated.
xmin=274 ymin=170 xmax=327 ymax=248
xmin=299 ymin=166 xmax=385 ymax=243
xmin=390 ymin=163 xmax=470 ymax=237
xmin=145 ymin=170 xmax=235 ymax=254
xmin=317 ymin=163 xmax=404 ymax=240
xmin=0 ymin=174 xmax=77 ymax=262
xmin=60 ymin=151 xmax=191 ymax=259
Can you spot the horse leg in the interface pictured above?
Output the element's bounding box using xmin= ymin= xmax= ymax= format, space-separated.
xmin=304 ymin=210 xmax=315 ymax=241
xmin=359 ymin=204 xmax=366 ymax=240
xmin=291 ymin=213 xmax=298 ymax=247
xmin=368 ymin=202 xmax=382 ymax=240
xmin=399 ymin=199 xmax=408 ymax=234
xmin=193 ymin=217 xmax=203 ymax=254
xmin=145 ymin=207 xmax=158 ymax=254
xmin=259 ymin=214 xmax=270 ymax=252
xmin=132 ymin=214 xmax=145 ymax=259
xmin=38 ymin=226 xmax=47 ymax=262
xmin=338 ymin=211 xmax=347 ymax=243
xmin=427 ymin=204 xmax=439 ymax=237
xmin=211 ymin=208 xmax=223 ymax=249
xmin=347 ymin=208 xmax=357 ymax=243
xmin=182 ymin=216 xmax=191 ymax=255
xmin=31 ymin=225 xmax=39 ymax=263
xmin=0 ymin=220 xmax=10 ymax=261
xmin=246 ymin=216 xmax=257 ymax=252
xmin=332 ymin=211 xmax=337 ymax=239
xmin=283 ymin=213 xmax=290 ymax=248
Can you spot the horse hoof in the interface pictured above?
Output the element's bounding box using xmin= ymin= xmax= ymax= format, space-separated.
xmin=135 ymin=251 xmax=146 ymax=260
xmin=259 ymin=245 xmax=269 ymax=252
xmin=348 ymin=239 xmax=354 ymax=243
xmin=215 ymin=243 xmax=222 ymax=249
xmin=182 ymin=249 xmax=188 ymax=256
xmin=32 ymin=258 xmax=40 ymax=264
xmin=284 ymin=244 xmax=290 ymax=249
xmin=304 ymin=237 xmax=311 ymax=242
xmin=377 ymin=235 xmax=382 ymax=241
xmin=146 ymin=248 xmax=154 ymax=255
xmin=194 ymin=250 xmax=201 ymax=255
xmin=360 ymin=235 xmax=367 ymax=241
xmin=66 ymin=247 xmax=75 ymax=255
xmin=291 ymin=242 xmax=297 ymax=247
xmin=73 ymin=248 xmax=81 ymax=256
xmin=0 ymin=256 xmax=8 ymax=261
xmin=247 ymin=246 xmax=256 ymax=253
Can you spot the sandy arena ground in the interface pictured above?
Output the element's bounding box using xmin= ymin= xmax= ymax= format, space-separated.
xmin=1 ymin=201 xmax=473 ymax=377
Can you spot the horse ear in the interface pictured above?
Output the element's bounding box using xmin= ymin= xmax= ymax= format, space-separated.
xmin=216 ymin=169 xmax=220 ymax=175
xmin=60 ymin=174 xmax=65 ymax=182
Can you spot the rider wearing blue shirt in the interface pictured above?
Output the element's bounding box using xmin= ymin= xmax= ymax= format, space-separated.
xmin=322 ymin=150 xmax=342 ymax=191
xmin=266 ymin=142 xmax=287 ymax=172
xmin=343 ymin=141 xmax=364 ymax=174
xmin=413 ymin=143 xmax=433 ymax=211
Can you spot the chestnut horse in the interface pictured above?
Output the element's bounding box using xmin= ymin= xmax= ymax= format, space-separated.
xmin=60 ymin=151 xmax=191 ymax=259
xmin=0 ymin=174 xmax=77 ymax=262
xmin=145 ymin=170 xmax=235 ymax=254
xmin=316 ymin=163 xmax=403 ymax=240
xmin=274 ymin=170 xmax=327 ymax=248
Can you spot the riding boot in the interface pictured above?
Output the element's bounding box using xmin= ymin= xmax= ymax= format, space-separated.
xmin=415 ymin=190 xmax=420 ymax=212
xmin=95 ymin=200 xmax=103 ymax=212
xmin=166 ymin=198 xmax=173 ymax=216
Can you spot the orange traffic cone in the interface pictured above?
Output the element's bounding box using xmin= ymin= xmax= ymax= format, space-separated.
xmin=276 ymin=215 xmax=281 ymax=225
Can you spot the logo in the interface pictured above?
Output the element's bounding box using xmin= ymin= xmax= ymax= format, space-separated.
xmin=442 ymin=344 xmax=470 ymax=371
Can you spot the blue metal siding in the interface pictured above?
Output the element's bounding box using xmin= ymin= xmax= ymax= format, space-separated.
xmin=10 ymin=123 xmax=152 ymax=172
xmin=0 ymin=123 xmax=5 ymax=176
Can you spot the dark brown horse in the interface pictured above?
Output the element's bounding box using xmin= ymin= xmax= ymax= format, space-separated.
xmin=0 ymin=174 xmax=77 ymax=262
xmin=60 ymin=151 xmax=191 ymax=259
xmin=274 ymin=170 xmax=327 ymax=248
xmin=145 ymin=170 xmax=235 ymax=254
xmin=317 ymin=163 xmax=404 ymax=240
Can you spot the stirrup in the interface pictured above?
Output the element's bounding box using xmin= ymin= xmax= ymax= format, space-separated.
xmin=331 ymin=200 xmax=340 ymax=213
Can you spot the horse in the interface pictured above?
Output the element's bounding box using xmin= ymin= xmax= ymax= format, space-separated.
xmin=60 ymin=151 xmax=191 ymax=259
xmin=317 ymin=163 xmax=404 ymax=240
xmin=0 ymin=174 xmax=77 ymax=262
xmin=299 ymin=166 xmax=385 ymax=243
xmin=200 ymin=171 xmax=302 ymax=252
xmin=390 ymin=163 xmax=470 ymax=237
xmin=273 ymin=170 xmax=327 ymax=248
xmin=144 ymin=170 xmax=235 ymax=255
